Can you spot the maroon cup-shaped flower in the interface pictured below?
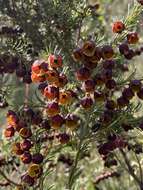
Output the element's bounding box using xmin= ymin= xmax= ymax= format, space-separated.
xmin=105 ymin=100 xmax=116 ymax=110
xmin=112 ymin=21 xmax=125 ymax=33
xmin=80 ymin=96 xmax=93 ymax=109
xmin=127 ymin=32 xmax=139 ymax=44
xmin=19 ymin=127 xmax=32 ymax=139
xmin=65 ymin=114 xmax=79 ymax=129
xmin=82 ymin=40 xmax=96 ymax=57
xmin=21 ymin=173 xmax=35 ymax=186
xmin=129 ymin=80 xmax=142 ymax=92
xmin=101 ymin=45 xmax=114 ymax=60
xmin=44 ymin=85 xmax=59 ymax=100
xmin=103 ymin=60 xmax=115 ymax=69
xmin=76 ymin=67 xmax=91 ymax=81
xmin=102 ymin=69 xmax=113 ymax=80
xmin=124 ymin=49 xmax=135 ymax=60
xmin=105 ymin=79 xmax=116 ymax=89
xmin=122 ymin=87 xmax=135 ymax=100
xmin=46 ymin=101 xmax=60 ymax=116
xmin=21 ymin=152 xmax=32 ymax=164
xmin=94 ymin=74 xmax=105 ymax=86
xmin=117 ymin=96 xmax=129 ymax=108
xmin=38 ymin=82 xmax=48 ymax=93
xmin=82 ymin=79 xmax=95 ymax=92
xmin=32 ymin=112 xmax=43 ymax=125
xmin=58 ymin=133 xmax=70 ymax=144
xmin=119 ymin=43 xmax=129 ymax=55
xmin=12 ymin=142 xmax=24 ymax=155
xmin=50 ymin=114 xmax=64 ymax=129
xmin=72 ymin=48 xmax=83 ymax=62
xmin=20 ymin=139 xmax=32 ymax=151
xmin=32 ymin=153 xmax=44 ymax=164
xmin=4 ymin=125 xmax=15 ymax=138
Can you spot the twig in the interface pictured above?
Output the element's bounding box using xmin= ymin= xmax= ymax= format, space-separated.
xmin=0 ymin=170 xmax=20 ymax=187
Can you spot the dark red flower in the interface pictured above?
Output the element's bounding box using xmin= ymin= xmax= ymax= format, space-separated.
xmin=32 ymin=153 xmax=43 ymax=164
xmin=112 ymin=21 xmax=125 ymax=33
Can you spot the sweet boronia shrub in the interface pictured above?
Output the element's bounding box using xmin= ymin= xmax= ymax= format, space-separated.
xmin=0 ymin=0 xmax=143 ymax=190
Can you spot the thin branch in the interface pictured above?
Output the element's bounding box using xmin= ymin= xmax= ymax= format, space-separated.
xmin=0 ymin=170 xmax=20 ymax=187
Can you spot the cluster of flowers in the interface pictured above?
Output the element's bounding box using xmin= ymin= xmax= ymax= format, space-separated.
xmin=28 ymin=31 xmax=143 ymax=187
xmin=3 ymin=53 xmax=82 ymax=187
xmin=31 ymin=54 xmax=80 ymax=132
xmin=113 ymin=21 xmax=143 ymax=60
xmin=15 ymin=24 xmax=143 ymax=189
xmin=71 ymin=16 xmax=143 ymax=166
xmin=4 ymin=109 xmax=44 ymax=187
xmin=98 ymin=134 xmax=127 ymax=158
xmin=4 ymin=104 xmax=80 ymax=188
xmin=72 ymin=33 xmax=143 ymax=123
